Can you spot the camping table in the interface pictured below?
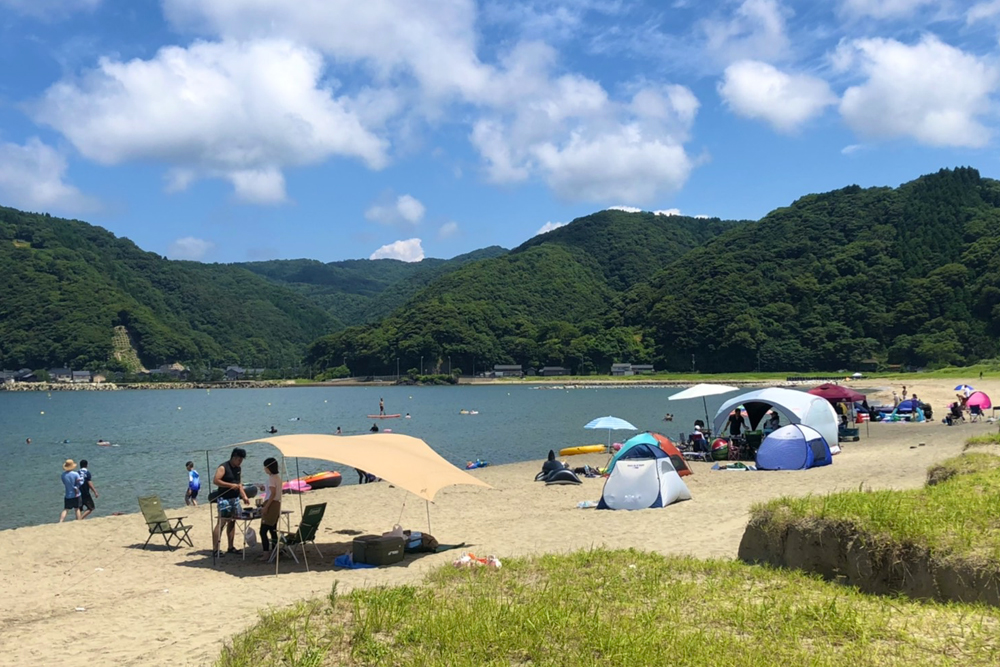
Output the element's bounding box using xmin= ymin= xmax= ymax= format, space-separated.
xmin=220 ymin=509 xmax=293 ymax=561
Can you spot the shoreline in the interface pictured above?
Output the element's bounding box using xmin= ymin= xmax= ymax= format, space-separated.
xmin=1 ymin=418 xmax=991 ymax=665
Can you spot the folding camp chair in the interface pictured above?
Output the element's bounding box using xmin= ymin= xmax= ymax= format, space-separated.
xmin=272 ymin=503 xmax=326 ymax=573
xmin=138 ymin=495 xmax=193 ymax=549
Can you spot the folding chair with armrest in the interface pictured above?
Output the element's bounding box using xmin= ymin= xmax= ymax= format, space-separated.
xmin=272 ymin=503 xmax=327 ymax=573
xmin=138 ymin=495 xmax=193 ymax=549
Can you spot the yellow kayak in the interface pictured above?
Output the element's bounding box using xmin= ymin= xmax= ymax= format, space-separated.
xmin=559 ymin=444 xmax=606 ymax=456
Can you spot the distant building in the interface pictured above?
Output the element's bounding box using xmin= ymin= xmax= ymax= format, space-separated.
xmin=492 ymin=364 xmax=523 ymax=378
xmin=539 ymin=366 xmax=570 ymax=376
xmin=71 ymin=370 xmax=92 ymax=383
xmin=158 ymin=363 xmax=190 ymax=380
xmin=92 ymin=374 xmax=106 ymax=384
xmin=631 ymin=364 xmax=655 ymax=375
xmin=611 ymin=363 xmax=634 ymax=377
xmin=50 ymin=368 xmax=72 ymax=382
xmin=225 ymin=365 xmax=246 ymax=380
xmin=0 ymin=370 xmax=15 ymax=384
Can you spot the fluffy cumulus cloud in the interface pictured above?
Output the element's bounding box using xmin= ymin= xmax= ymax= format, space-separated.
xmin=0 ymin=138 xmax=95 ymax=213
xmin=365 ymin=193 xmax=426 ymax=226
xmin=654 ymin=208 xmax=681 ymax=216
xmin=699 ymin=0 xmax=790 ymax=65
xmin=607 ymin=206 xmax=642 ymax=213
xmin=719 ymin=60 xmax=836 ymax=132
xmin=370 ymin=238 xmax=425 ymax=262
xmin=834 ymin=36 xmax=998 ymax=148
xmin=437 ymin=221 xmax=459 ymax=238
xmin=0 ymin=0 xmax=100 ymax=19
xmin=839 ymin=0 xmax=937 ymax=19
xmin=535 ymin=221 xmax=567 ymax=235
xmin=471 ymin=46 xmax=701 ymax=204
xmin=168 ymin=236 xmax=214 ymax=260
xmin=33 ymin=39 xmax=387 ymax=203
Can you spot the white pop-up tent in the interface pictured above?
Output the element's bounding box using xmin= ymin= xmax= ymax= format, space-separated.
xmin=597 ymin=445 xmax=691 ymax=510
xmin=713 ymin=387 xmax=839 ymax=448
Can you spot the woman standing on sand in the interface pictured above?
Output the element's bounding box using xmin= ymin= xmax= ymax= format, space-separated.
xmin=259 ymin=457 xmax=282 ymax=562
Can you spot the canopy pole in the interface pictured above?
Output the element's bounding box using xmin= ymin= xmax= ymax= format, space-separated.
xmin=207 ymin=449 xmax=215 ymax=567
xmin=702 ymin=396 xmax=710 ymax=434
xmin=295 ymin=457 xmax=304 ymax=517
xmin=397 ymin=498 xmax=407 ymax=526
xmin=425 ymin=500 xmax=432 ymax=534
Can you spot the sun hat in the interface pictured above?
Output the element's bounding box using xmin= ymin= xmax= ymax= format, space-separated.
xmin=63 ymin=459 xmax=77 ymax=471
xmin=694 ymin=425 xmax=702 ymax=431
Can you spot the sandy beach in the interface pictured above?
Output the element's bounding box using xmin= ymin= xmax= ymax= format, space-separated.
xmin=1 ymin=387 xmax=996 ymax=666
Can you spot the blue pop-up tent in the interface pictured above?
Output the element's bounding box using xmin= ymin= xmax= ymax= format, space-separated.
xmin=756 ymin=424 xmax=832 ymax=470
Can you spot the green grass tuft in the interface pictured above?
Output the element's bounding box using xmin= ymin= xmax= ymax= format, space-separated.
xmin=217 ymin=549 xmax=1000 ymax=666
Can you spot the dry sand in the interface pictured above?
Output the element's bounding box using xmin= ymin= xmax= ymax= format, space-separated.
xmin=2 ymin=414 xmax=996 ymax=666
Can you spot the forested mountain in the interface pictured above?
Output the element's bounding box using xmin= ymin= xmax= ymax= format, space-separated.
xmin=238 ymin=246 xmax=507 ymax=327
xmin=307 ymin=168 xmax=1000 ymax=375
xmin=306 ymin=210 xmax=740 ymax=375
xmin=0 ymin=207 xmax=336 ymax=370
xmin=633 ymin=167 xmax=1000 ymax=371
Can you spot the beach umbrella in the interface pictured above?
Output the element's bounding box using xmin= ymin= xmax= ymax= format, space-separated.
xmin=584 ymin=415 xmax=638 ymax=451
xmin=955 ymin=384 xmax=974 ymax=396
xmin=808 ymin=383 xmax=866 ymax=404
xmin=668 ymin=383 xmax=739 ymax=429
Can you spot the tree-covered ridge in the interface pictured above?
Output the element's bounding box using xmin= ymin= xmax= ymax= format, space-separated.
xmin=0 ymin=207 xmax=336 ymax=369
xmin=306 ymin=211 xmax=739 ymax=375
xmin=633 ymin=167 xmax=1000 ymax=371
xmin=238 ymin=246 xmax=508 ymax=326
xmin=307 ymin=168 xmax=1000 ymax=375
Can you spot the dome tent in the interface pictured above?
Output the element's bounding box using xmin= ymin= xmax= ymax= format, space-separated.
xmin=713 ymin=388 xmax=839 ymax=449
xmin=756 ymin=424 xmax=833 ymax=470
xmin=597 ymin=440 xmax=691 ymax=510
xmin=606 ymin=433 xmax=692 ymax=477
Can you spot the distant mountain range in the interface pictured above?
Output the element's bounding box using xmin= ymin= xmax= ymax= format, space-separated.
xmin=3 ymin=167 xmax=998 ymax=374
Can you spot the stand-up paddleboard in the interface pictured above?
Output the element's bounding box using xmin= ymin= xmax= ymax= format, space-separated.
xmin=559 ymin=444 xmax=605 ymax=456
xmin=367 ymin=414 xmax=401 ymax=419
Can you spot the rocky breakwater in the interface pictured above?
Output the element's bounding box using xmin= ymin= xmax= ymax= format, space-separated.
xmin=1 ymin=380 xmax=292 ymax=391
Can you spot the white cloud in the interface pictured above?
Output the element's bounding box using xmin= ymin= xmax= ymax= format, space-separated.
xmin=365 ymin=193 xmax=426 ymax=226
xmin=841 ymin=143 xmax=867 ymax=155
xmin=0 ymin=0 xmax=100 ymax=19
xmin=0 ymin=138 xmax=95 ymax=213
xmin=370 ymin=238 xmax=425 ymax=262
xmin=719 ymin=60 xmax=836 ymax=133
xmin=834 ymin=36 xmax=998 ymax=148
xmin=968 ymin=1 xmax=1000 ymax=23
xmin=162 ymin=0 xmax=491 ymax=100
xmin=438 ymin=221 xmax=459 ymax=238
xmin=607 ymin=206 xmax=642 ymax=213
xmin=654 ymin=208 xmax=682 ymax=216
xmin=33 ymin=39 xmax=387 ymax=203
xmin=699 ymin=0 xmax=790 ymax=65
xmin=168 ymin=236 xmax=214 ymax=260
xmin=694 ymin=214 xmax=711 ymax=219
xmin=839 ymin=0 xmax=936 ymax=20
xmin=535 ymin=221 xmax=567 ymax=235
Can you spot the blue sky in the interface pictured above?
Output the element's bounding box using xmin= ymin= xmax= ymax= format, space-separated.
xmin=1 ymin=0 xmax=998 ymax=263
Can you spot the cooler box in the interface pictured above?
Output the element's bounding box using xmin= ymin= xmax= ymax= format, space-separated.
xmin=352 ymin=534 xmax=405 ymax=566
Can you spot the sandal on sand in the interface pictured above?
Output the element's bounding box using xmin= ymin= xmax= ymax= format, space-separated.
xmin=226 ymin=547 xmax=239 ymax=554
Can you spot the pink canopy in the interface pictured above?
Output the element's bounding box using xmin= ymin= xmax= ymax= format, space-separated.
xmin=967 ymin=391 xmax=992 ymax=410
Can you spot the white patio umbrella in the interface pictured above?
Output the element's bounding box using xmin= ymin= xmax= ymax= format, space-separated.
xmin=668 ymin=383 xmax=739 ymax=431
xmin=584 ymin=415 xmax=638 ymax=451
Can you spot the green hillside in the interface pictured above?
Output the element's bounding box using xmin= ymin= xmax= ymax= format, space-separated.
xmin=238 ymin=246 xmax=507 ymax=326
xmin=634 ymin=167 xmax=1000 ymax=371
xmin=306 ymin=210 xmax=738 ymax=375
xmin=0 ymin=207 xmax=336 ymax=370
xmin=306 ymin=168 xmax=1000 ymax=375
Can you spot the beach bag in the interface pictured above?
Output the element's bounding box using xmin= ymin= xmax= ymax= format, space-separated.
xmin=243 ymin=527 xmax=258 ymax=548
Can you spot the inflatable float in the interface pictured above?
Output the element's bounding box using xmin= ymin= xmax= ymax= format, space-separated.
xmin=559 ymin=444 xmax=605 ymax=456
xmin=283 ymin=480 xmax=311 ymax=493
xmin=301 ymin=471 xmax=343 ymax=489
xmin=367 ymin=414 xmax=401 ymax=419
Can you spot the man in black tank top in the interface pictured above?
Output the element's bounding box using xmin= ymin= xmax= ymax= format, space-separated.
xmin=212 ymin=447 xmax=249 ymax=557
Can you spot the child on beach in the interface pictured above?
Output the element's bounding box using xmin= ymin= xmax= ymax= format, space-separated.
xmin=185 ymin=461 xmax=200 ymax=506
xmin=259 ymin=457 xmax=282 ymax=562
xmin=78 ymin=459 xmax=98 ymax=519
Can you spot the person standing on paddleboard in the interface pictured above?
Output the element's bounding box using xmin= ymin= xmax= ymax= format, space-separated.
xmin=379 ymin=397 xmax=385 ymax=416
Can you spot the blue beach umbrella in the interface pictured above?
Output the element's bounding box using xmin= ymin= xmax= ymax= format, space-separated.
xmin=584 ymin=415 xmax=638 ymax=451
xmin=955 ymin=384 xmax=974 ymax=395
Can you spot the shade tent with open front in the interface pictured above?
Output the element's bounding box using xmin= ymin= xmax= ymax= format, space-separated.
xmin=237 ymin=434 xmax=492 ymax=502
xmin=713 ymin=388 xmax=839 ymax=449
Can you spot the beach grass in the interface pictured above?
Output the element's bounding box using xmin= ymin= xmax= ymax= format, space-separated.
xmin=217 ymin=548 xmax=1000 ymax=666
xmin=752 ymin=450 xmax=1000 ymax=563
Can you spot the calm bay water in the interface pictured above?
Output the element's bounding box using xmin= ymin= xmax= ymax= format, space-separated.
xmin=0 ymin=384 xmax=738 ymax=530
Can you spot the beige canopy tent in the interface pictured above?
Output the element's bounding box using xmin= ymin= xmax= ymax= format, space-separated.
xmin=238 ymin=433 xmax=492 ymax=502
